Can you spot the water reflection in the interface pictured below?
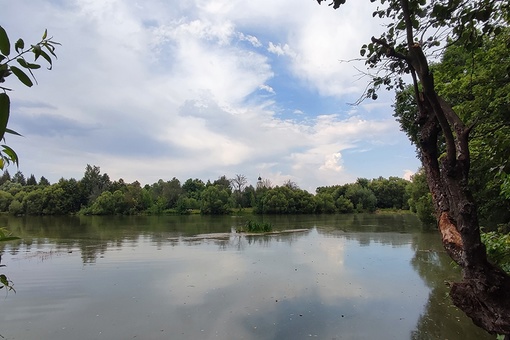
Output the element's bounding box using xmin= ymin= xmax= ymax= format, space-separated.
xmin=0 ymin=214 xmax=495 ymax=339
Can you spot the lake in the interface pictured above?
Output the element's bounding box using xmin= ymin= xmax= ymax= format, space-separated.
xmin=0 ymin=214 xmax=495 ymax=340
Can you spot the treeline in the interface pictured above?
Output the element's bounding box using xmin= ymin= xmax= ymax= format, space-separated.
xmin=0 ymin=165 xmax=415 ymax=216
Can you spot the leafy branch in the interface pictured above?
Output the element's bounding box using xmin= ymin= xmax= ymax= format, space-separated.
xmin=0 ymin=26 xmax=59 ymax=169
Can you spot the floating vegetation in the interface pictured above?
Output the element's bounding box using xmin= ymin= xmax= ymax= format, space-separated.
xmin=237 ymin=220 xmax=273 ymax=233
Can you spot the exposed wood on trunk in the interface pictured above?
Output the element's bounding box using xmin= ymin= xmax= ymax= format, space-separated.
xmin=438 ymin=212 xmax=463 ymax=265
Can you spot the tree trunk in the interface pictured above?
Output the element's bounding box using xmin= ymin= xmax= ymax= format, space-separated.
xmin=408 ymin=40 xmax=510 ymax=335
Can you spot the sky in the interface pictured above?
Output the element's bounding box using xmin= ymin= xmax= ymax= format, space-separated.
xmin=2 ymin=0 xmax=420 ymax=192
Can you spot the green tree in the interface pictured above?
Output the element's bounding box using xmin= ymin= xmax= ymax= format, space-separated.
xmin=319 ymin=0 xmax=510 ymax=334
xmin=41 ymin=185 xmax=66 ymax=215
xmin=256 ymin=186 xmax=316 ymax=214
xmin=22 ymin=187 xmax=44 ymax=215
xmin=56 ymin=178 xmax=86 ymax=213
xmin=88 ymin=190 xmax=124 ymax=215
xmin=241 ymin=185 xmax=256 ymax=208
xmin=345 ymin=183 xmax=377 ymax=213
xmin=8 ymin=199 xmax=22 ymax=215
xmin=26 ymin=174 xmax=37 ymax=186
xmin=433 ymin=31 xmax=510 ymax=226
xmin=175 ymin=196 xmax=199 ymax=214
xmin=182 ymin=178 xmax=206 ymax=201
xmin=200 ymin=185 xmax=231 ymax=215
xmin=11 ymin=171 xmax=25 ymax=186
xmin=335 ymin=195 xmax=354 ymax=214
xmin=407 ymin=169 xmax=435 ymax=225
xmin=0 ymin=170 xmax=11 ymax=185
xmin=149 ymin=177 xmax=182 ymax=210
xmin=314 ymin=192 xmax=336 ymax=213
xmin=80 ymin=165 xmax=111 ymax=205
xmin=121 ymin=181 xmax=151 ymax=214
xmin=212 ymin=175 xmax=232 ymax=193
xmin=369 ymin=176 xmax=409 ymax=210
xmin=38 ymin=176 xmax=50 ymax=186
xmin=0 ymin=190 xmax=13 ymax=211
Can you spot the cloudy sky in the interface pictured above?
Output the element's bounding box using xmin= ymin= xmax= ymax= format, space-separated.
xmin=2 ymin=0 xmax=420 ymax=191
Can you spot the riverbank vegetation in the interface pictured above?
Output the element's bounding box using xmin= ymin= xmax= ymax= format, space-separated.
xmin=0 ymin=166 xmax=411 ymax=217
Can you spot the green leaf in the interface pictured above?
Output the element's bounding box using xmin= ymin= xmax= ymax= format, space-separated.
xmin=5 ymin=128 xmax=22 ymax=137
xmin=1 ymin=144 xmax=18 ymax=167
xmin=15 ymin=38 xmax=24 ymax=53
xmin=35 ymin=49 xmax=53 ymax=69
xmin=0 ymin=26 xmax=10 ymax=56
xmin=42 ymin=29 xmax=48 ymax=40
xmin=10 ymin=66 xmax=34 ymax=87
xmin=0 ymin=93 xmax=10 ymax=141
xmin=17 ymin=58 xmax=41 ymax=70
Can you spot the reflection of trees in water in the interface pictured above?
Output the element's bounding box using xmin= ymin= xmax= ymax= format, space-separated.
xmin=409 ymin=229 xmax=494 ymax=339
xmin=0 ymin=213 xmax=424 ymax=265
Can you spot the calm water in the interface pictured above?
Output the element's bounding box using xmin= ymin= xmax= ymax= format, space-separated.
xmin=0 ymin=214 xmax=495 ymax=340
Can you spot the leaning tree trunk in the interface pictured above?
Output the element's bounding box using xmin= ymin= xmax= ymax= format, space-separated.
xmin=397 ymin=1 xmax=510 ymax=334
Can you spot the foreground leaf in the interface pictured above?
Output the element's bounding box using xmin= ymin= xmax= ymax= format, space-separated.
xmin=10 ymin=66 xmax=33 ymax=87
xmin=0 ymin=93 xmax=10 ymax=141
xmin=0 ymin=26 xmax=10 ymax=56
xmin=1 ymin=144 xmax=18 ymax=167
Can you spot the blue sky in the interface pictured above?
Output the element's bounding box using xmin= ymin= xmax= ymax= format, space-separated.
xmin=2 ymin=0 xmax=420 ymax=191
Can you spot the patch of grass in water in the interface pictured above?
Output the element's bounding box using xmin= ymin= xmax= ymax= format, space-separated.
xmin=237 ymin=220 xmax=273 ymax=233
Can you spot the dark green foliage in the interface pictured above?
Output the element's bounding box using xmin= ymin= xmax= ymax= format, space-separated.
xmin=26 ymin=174 xmax=37 ymax=186
xmin=345 ymin=184 xmax=377 ymax=213
xmin=369 ymin=176 xmax=409 ymax=209
xmin=256 ymin=186 xmax=316 ymax=214
xmin=394 ymin=30 xmax=510 ymax=227
xmin=81 ymin=165 xmax=111 ymax=205
xmin=0 ymin=170 xmax=11 ymax=185
xmin=406 ymin=169 xmax=436 ymax=225
xmin=200 ymin=185 xmax=231 ymax=215
xmin=182 ymin=178 xmax=206 ymax=200
xmin=335 ymin=195 xmax=354 ymax=213
xmin=176 ymin=196 xmax=199 ymax=214
xmin=11 ymin=171 xmax=26 ymax=186
xmin=481 ymin=231 xmax=510 ymax=273
xmin=38 ymin=176 xmax=50 ymax=186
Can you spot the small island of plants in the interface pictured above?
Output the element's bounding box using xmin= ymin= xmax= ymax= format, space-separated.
xmin=236 ymin=220 xmax=273 ymax=233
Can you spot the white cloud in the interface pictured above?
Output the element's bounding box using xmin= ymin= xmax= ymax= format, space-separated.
xmin=258 ymin=84 xmax=275 ymax=94
xmin=238 ymin=32 xmax=262 ymax=47
xmin=267 ymin=42 xmax=296 ymax=57
xmin=2 ymin=0 xmax=420 ymax=189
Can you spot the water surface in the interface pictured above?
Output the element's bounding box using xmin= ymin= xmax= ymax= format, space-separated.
xmin=0 ymin=214 xmax=495 ymax=339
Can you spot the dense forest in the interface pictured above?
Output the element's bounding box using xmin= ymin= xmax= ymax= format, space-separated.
xmin=0 ymin=165 xmax=413 ymax=216
xmin=0 ymin=162 xmax=507 ymax=234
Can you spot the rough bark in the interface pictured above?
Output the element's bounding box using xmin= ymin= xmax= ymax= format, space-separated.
xmin=376 ymin=0 xmax=510 ymax=334
xmin=392 ymin=1 xmax=510 ymax=334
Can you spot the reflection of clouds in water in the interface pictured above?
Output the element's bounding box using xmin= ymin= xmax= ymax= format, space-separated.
xmin=155 ymin=244 xmax=246 ymax=306
xmin=289 ymin=229 xmax=365 ymax=301
xmin=153 ymin=229 xmax=367 ymax=316
xmin=53 ymin=230 xmax=426 ymax=339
